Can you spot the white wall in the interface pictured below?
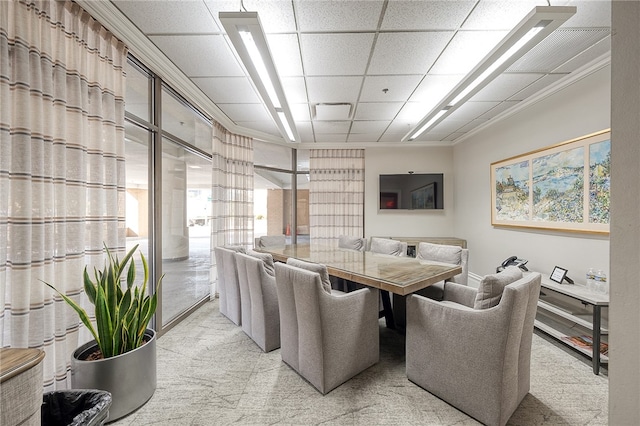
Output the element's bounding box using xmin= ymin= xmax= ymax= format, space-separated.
xmin=453 ymin=65 xmax=611 ymax=280
xmin=364 ymin=146 xmax=455 ymax=238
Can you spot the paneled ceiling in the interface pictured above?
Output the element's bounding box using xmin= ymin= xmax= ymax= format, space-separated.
xmin=110 ymin=0 xmax=610 ymax=146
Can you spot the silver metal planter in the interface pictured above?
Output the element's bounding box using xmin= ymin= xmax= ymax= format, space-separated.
xmin=71 ymin=329 xmax=157 ymax=422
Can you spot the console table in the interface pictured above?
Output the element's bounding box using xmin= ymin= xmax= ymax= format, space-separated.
xmin=534 ymin=275 xmax=609 ymax=374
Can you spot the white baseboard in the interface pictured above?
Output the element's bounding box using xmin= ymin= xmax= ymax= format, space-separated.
xmin=468 ymin=272 xmax=482 ymax=289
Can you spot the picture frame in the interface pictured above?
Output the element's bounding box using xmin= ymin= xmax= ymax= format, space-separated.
xmin=411 ymin=183 xmax=435 ymax=209
xmin=550 ymin=266 xmax=569 ymax=284
xmin=490 ymin=129 xmax=610 ymax=234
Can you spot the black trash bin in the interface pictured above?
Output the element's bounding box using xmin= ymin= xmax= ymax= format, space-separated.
xmin=42 ymin=390 xmax=112 ymax=426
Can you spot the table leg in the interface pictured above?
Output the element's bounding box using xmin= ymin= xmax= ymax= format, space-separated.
xmin=380 ymin=291 xmax=395 ymax=329
xmin=392 ymin=294 xmax=406 ymax=333
xmin=592 ymin=305 xmax=601 ymax=375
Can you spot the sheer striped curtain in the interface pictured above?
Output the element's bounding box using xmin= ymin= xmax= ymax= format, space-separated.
xmin=0 ymin=0 xmax=127 ymax=390
xmin=210 ymin=123 xmax=253 ymax=295
xmin=309 ymin=149 xmax=365 ymax=245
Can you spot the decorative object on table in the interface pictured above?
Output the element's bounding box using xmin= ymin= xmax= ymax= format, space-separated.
xmin=490 ymin=129 xmax=610 ymax=234
xmin=43 ymin=244 xmax=162 ymax=422
xmin=550 ymin=266 xmax=573 ymax=284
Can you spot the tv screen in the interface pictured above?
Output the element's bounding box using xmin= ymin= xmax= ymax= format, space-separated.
xmin=379 ymin=173 xmax=444 ymax=210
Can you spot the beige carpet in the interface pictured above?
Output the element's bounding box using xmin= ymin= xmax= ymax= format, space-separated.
xmin=112 ymin=299 xmax=608 ymax=425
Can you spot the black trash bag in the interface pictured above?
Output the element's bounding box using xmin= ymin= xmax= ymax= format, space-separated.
xmin=42 ymin=390 xmax=112 ymax=426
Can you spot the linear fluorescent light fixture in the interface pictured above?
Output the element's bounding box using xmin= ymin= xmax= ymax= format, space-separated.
xmin=220 ymin=11 xmax=299 ymax=142
xmin=403 ymin=6 xmax=576 ymax=142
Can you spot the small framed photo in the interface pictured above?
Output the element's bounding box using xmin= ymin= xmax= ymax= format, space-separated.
xmin=550 ymin=266 xmax=569 ymax=284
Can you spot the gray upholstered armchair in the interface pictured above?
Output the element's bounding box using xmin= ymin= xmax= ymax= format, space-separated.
xmin=338 ymin=235 xmax=367 ymax=251
xmin=406 ymin=268 xmax=542 ymax=426
xmin=274 ymin=262 xmax=379 ymax=395
xmin=255 ymin=235 xmax=286 ymax=248
xmin=214 ymin=246 xmax=245 ymax=326
xmin=234 ymin=251 xmax=280 ymax=352
xmin=415 ymin=241 xmax=469 ymax=300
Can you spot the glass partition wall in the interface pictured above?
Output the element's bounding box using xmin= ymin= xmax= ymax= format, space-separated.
xmin=124 ymin=56 xmax=310 ymax=333
xmin=124 ymin=57 xmax=213 ymax=334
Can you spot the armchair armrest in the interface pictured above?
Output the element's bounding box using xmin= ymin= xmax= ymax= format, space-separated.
xmin=442 ymin=281 xmax=477 ymax=307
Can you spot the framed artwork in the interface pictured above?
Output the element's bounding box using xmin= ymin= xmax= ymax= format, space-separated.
xmin=411 ymin=183 xmax=435 ymax=209
xmin=491 ymin=129 xmax=610 ymax=234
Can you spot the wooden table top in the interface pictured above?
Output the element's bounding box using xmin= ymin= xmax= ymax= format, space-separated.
xmin=259 ymin=244 xmax=462 ymax=296
xmin=0 ymin=348 xmax=45 ymax=383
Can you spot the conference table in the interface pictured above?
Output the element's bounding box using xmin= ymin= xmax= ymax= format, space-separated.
xmin=257 ymin=243 xmax=462 ymax=329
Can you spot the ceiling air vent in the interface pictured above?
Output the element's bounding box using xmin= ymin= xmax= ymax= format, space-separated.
xmin=313 ymin=103 xmax=352 ymax=121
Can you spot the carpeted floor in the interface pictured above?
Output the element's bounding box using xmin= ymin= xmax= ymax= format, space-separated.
xmin=112 ymin=299 xmax=608 ymax=425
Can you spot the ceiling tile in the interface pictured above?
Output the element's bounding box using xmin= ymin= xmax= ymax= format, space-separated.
xmin=507 ymin=29 xmax=610 ymax=73
xmin=425 ymin=118 xmax=468 ymax=135
xmin=149 ymin=35 xmax=243 ymax=77
xmin=455 ymin=119 xmax=490 ymax=133
xmin=443 ymin=132 xmax=466 ymax=142
xmin=306 ymin=76 xmax=363 ymax=104
xmin=314 ymin=134 xmax=348 ymax=143
xmin=113 ymin=1 xmax=219 ymax=34
xmin=354 ymin=103 xmax=403 ymax=120
xmin=367 ymin=32 xmax=453 ymax=75
xmin=236 ymin=120 xmax=281 ymax=137
xmin=206 ymin=0 xmax=297 ymax=33
xmin=348 ymin=132 xmax=383 ymax=143
xmin=295 ymin=0 xmax=384 ymax=32
xmin=429 ymin=30 xmax=508 ymax=74
xmin=378 ymin=132 xmax=405 ymax=143
xmin=360 ymin=75 xmax=423 ymax=102
xmin=350 ymin=120 xmax=390 ymax=134
xmin=295 ymin=122 xmax=315 ymax=143
xmin=192 ymin=77 xmax=262 ymax=104
xmin=267 ymin=34 xmax=303 ymax=77
xmin=508 ymin=74 xmax=566 ymax=100
xmin=282 ymin=77 xmax=308 ymax=103
xmin=290 ymin=104 xmax=311 ymax=121
xmin=461 ymin=0 xmax=545 ymax=30
xmin=446 ymin=101 xmax=500 ymax=121
xmin=409 ymin=74 xmax=465 ymax=110
xmin=560 ymin=0 xmax=611 ymax=28
xmin=477 ymin=101 xmax=520 ymax=120
xmin=313 ymin=121 xmax=351 ymax=134
xmin=301 ymin=34 xmax=375 ymax=76
xmin=469 ymin=73 xmax=543 ymax=102
xmin=382 ymin=0 xmax=476 ymax=30
xmin=415 ymin=132 xmax=451 ymax=142
xmin=553 ymin=35 xmax=610 ymax=73
xmin=396 ymin=102 xmax=430 ymax=122
xmin=218 ymin=103 xmax=270 ymax=122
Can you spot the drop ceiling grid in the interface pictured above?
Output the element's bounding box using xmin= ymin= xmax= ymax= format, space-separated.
xmin=108 ymin=0 xmax=612 ymax=145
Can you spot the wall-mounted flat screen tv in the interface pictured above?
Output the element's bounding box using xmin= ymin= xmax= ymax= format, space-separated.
xmin=379 ymin=173 xmax=444 ymax=210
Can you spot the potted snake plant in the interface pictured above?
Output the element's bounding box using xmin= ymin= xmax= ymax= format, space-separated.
xmin=44 ymin=244 xmax=163 ymax=422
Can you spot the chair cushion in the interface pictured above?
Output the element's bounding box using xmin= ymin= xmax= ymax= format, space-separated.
xmin=247 ymin=249 xmax=275 ymax=276
xmin=370 ymin=238 xmax=404 ymax=256
xmin=338 ymin=235 xmax=366 ymax=251
xmin=417 ymin=242 xmax=462 ymax=265
xmin=474 ymin=266 xmax=523 ymax=309
xmin=286 ymin=258 xmax=332 ymax=294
